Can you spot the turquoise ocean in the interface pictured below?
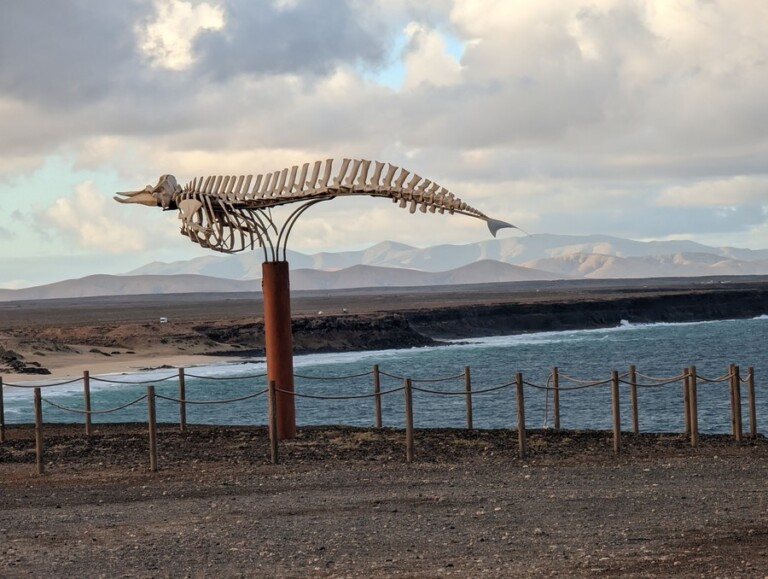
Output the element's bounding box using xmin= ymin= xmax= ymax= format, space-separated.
xmin=4 ymin=316 xmax=767 ymax=434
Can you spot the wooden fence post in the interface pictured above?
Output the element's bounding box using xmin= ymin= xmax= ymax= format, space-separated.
xmin=687 ymin=366 xmax=699 ymax=448
xmin=178 ymin=367 xmax=187 ymax=433
xmin=0 ymin=376 xmax=5 ymax=443
xmin=373 ymin=365 xmax=382 ymax=429
xmin=464 ymin=366 xmax=473 ymax=430
xmin=268 ymin=380 xmax=279 ymax=465
xmin=83 ymin=370 xmax=92 ymax=436
xmin=516 ymin=373 xmax=527 ymax=459
xmin=147 ymin=385 xmax=158 ymax=472
xmin=552 ymin=367 xmax=560 ymax=430
xmin=611 ymin=370 xmax=621 ymax=455
xmin=404 ymin=378 xmax=414 ymax=463
xmin=629 ymin=365 xmax=639 ymax=434
xmin=34 ymin=387 xmax=44 ymax=475
xmin=748 ymin=367 xmax=757 ymax=439
xmin=683 ymin=367 xmax=691 ymax=437
xmin=734 ymin=365 xmax=743 ymax=444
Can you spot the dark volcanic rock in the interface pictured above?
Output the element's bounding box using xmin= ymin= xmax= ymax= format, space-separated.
xmin=0 ymin=346 xmax=51 ymax=374
xmin=176 ymin=287 xmax=768 ymax=353
xmin=195 ymin=313 xmax=436 ymax=354
xmin=405 ymin=287 xmax=768 ymax=339
xmin=193 ymin=321 xmax=263 ymax=346
xmin=292 ymin=313 xmax=436 ymax=352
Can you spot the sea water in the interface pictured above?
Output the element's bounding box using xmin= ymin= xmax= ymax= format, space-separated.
xmin=3 ymin=316 xmax=767 ymax=434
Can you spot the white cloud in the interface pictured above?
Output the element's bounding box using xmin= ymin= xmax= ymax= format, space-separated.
xmin=42 ymin=181 xmax=150 ymax=252
xmin=0 ymin=279 xmax=34 ymax=290
xmin=137 ymin=0 xmax=225 ymax=71
xmin=2 ymin=0 xmax=768 ymax=286
xmin=272 ymin=0 xmax=299 ymax=9
xmin=402 ymin=23 xmax=462 ymax=90
xmin=657 ymin=177 xmax=768 ymax=208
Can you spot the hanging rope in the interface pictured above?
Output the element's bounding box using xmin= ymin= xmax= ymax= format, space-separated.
xmin=557 ymin=373 xmax=614 ymax=387
xmin=184 ymin=372 xmax=267 ymax=380
xmin=635 ymin=372 xmax=685 ymax=383
xmin=42 ymin=394 xmax=148 ymax=415
xmin=695 ymin=371 xmax=734 ymax=383
xmin=294 ymin=370 xmax=373 ymax=380
xmin=620 ymin=375 xmax=685 ymax=388
xmin=155 ymin=389 xmax=267 ymax=405
xmin=411 ymin=381 xmax=515 ymax=395
xmin=91 ymin=374 xmax=178 ymax=384
xmin=275 ymin=385 xmax=404 ymax=400
xmin=3 ymin=376 xmax=83 ymax=389
xmin=410 ymin=372 xmax=466 ymax=383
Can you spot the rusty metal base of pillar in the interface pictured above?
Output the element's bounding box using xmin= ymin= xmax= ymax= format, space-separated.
xmin=262 ymin=261 xmax=296 ymax=439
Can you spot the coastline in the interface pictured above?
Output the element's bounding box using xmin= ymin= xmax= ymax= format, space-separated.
xmin=2 ymin=278 xmax=768 ymax=381
xmin=1 ymin=351 xmax=248 ymax=384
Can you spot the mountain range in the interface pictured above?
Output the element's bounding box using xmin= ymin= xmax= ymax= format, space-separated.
xmin=129 ymin=234 xmax=768 ymax=278
xmin=3 ymin=234 xmax=768 ymax=301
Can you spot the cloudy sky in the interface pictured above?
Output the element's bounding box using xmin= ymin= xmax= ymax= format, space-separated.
xmin=2 ymin=0 xmax=767 ymax=288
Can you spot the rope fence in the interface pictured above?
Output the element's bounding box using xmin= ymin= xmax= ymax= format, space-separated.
xmin=91 ymin=374 xmax=179 ymax=384
xmin=42 ymin=395 xmax=148 ymax=415
xmin=183 ymin=372 xmax=267 ymax=381
xmin=294 ymin=370 xmax=373 ymax=380
xmin=281 ymin=386 xmax=404 ymax=401
xmin=1 ymin=376 xmax=84 ymax=389
xmin=623 ymin=376 xmax=686 ymax=388
xmin=635 ymin=371 xmax=685 ymax=383
xmin=409 ymin=372 xmax=466 ymax=383
xmin=155 ymin=389 xmax=268 ymax=405
xmin=0 ymin=361 xmax=758 ymax=473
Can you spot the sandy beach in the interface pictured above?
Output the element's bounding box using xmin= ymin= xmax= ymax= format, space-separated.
xmin=2 ymin=350 xmax=241 ymax=384
xmin=0 ymin=314 xmax=255 ymax=382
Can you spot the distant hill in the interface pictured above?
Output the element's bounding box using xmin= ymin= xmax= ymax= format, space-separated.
xmin=289 ymin=260 xmax=561 ymax=291
xmin=127 ymin=234 xmax=768 ymax=279
xmin=4 ymin=234 xmax=768 ymax=301
xmin=0 ymin=274 xmax=261 ymax=302
xmin=0 ymin=261 xmax=560 ymax=301
xmin=522 ymin=253 xmax=768 ymax=279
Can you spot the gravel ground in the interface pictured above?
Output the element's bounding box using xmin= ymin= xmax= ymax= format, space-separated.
xmin=1 ymin=424 xmax=767 ymax=578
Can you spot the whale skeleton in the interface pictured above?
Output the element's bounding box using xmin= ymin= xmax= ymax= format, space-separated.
xmin=115 ymin=158 xmax=517 ymax=261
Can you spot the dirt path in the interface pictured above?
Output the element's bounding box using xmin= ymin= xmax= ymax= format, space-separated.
xmin=1 ymin=425 xmax=767 ymax=577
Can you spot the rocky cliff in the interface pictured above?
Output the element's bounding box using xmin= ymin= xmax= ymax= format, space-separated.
xmin=404 ymin=288 xmax=768 ymax=339
xmin=196 ymin=287 xmax=768 ymax=352
xmin=195 ymin=314 xmax=437 ymax=355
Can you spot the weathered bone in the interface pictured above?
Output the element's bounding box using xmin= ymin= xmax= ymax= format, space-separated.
xmin=113 ymin=174 xmax=181 ymax=209
xmin=115 ymin=158 xmax=516 ymax=254
xmin=113 ymin=188 xmax=156 ymax=206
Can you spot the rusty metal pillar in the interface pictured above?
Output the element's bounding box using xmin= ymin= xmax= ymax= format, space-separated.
xmin=262 ymin=261 xmax=296 ymax=439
